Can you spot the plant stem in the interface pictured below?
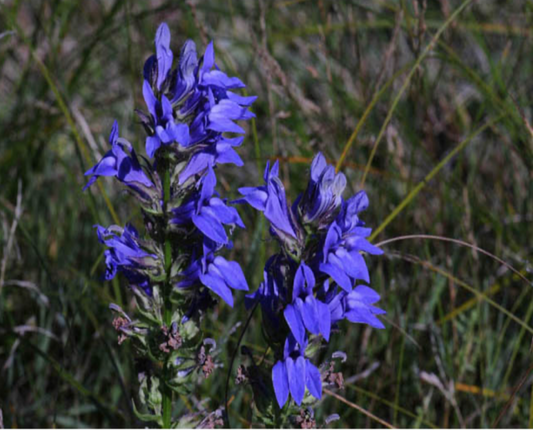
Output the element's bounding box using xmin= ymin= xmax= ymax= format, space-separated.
xmin=162 ymin=168 xmax=172 ymax=429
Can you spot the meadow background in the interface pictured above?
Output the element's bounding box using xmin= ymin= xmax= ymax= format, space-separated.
xmin=1 ymin=0 xmax=533 ymax=427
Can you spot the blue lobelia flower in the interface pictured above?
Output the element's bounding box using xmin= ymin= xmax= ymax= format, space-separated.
xmin=95 ymin=224 xmax=157 ymax=296
xmin=272 ymin=334 xmax=322 ymax=408
xmin=141 ymin=23 xmax=190 ymax=157
xmin=283 ymin=262 xmax=330 ymax=346
xmin=296 ymin=152 xmax=346 ymax=229
xmin=179 ymin=103 xmax=255 ymax=183
xmin=171 ymin=40 xmax=198 ymax=104
xmin=139 ymin=23 xmax=256 ymax=174
xmin=327 ymin=284 xmax=386 ymax=329
xmin=154 ymin=23 xmax=173 ymax=91
xmin=319 ymin=191 xmax=383 ymax=292
xmin=176 ymin=240 xmax=248 ymax=308
xmin=177 ymin=83 xmax=255 ymax=183
xmin=174 ymin=38 xmax=256 ymax=179
xmin=143 ymin=81 xmax=191 ymax=158
xmin=241 ymin=154 xmax=386 ymax=411
xmin=236 ymin=160 xmax=300 ymax=247
xmin=172 ymin=166 xmax=244 ymax=245
xmin=83 ymin=121 xmax=154 ymax=193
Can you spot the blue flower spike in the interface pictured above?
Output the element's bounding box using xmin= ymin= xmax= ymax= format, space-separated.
xmin=241 ymin=152 xmax=385 ymax=408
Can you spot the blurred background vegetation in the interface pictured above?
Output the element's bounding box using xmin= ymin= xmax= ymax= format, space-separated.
xmin=1 ymin=0 xmax=532 ymax=427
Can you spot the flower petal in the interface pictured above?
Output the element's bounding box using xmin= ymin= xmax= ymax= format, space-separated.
xmin=299 ymin=296 xmax=319 ymax=335
xmin=179 ymin=152 xmax=213 ymax=184
xmin=155 ymin=23 xmax=173 ymax=90
xmin=284 ymin=304 xmax=306 ymax=346
xmin=287 ymin=356 xmax=306 ymax=405
xmin=192 ymin=209 xmax=228 ymax=244
xmin=199 ymin=272 xmax=233 ymax=307
xmin=235 ymin=187 xmax=268 ymax=211
xmin=142 ymin=80 xmax=158 ymax=121
xmin=272 ymin=360 xmax=289 ymax=408
xmin=212 ymin=256 xmax=248 ymax=291
xmin=317 ymin=300 xmax=331 ymax=341
xmin=208 ymin=197 xmax=245 ymax=228
xmin=305 ymin=360 xmax=322 ymax=400
xmin=319 ymin=260 xmax=352 ymax=292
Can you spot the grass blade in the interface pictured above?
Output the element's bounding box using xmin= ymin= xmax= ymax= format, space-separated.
xmin=369 ymin=115 xmax=505 ymax=241
xmin=360 ymin=0 xmax=473 ymax=187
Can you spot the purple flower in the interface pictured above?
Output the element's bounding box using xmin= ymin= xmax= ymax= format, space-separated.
xmin=143 ymin=82 xmax=191 ymax=158
xmin=95 ymin=224 xmax=157 ymax=296
xmin=319 ymin=191 xmax=383 ymax=292
xmin=139 ymin=23 xmax=256 ymax=171
xmin=237 ymin=161 xmax=300 ymax=248
xmin=272 ymin=335 xmax=322 ymax=408
xmin=83 ymin=121 xmax=154 ymax=192
xmin=177 ymin=82 xmax=255 ymax=182
xmin=176 ymin=240 xmax=248 ymax=308
xmin=172 ymin=167 xmax=244 ymax=245
xmin=327 ymin=285 xmax=386 ymax=329
xmin=297 ymin=152 xmax=346 ymax=229
xmin=179 ymin=136 xmax=244 ymax=184
xmin=240 ymin=154 xmax=386 ymax=411
xmin=154 ymin=23 xmax=173 ymax=91
xmin=283 ymin=262 xmax=330 ymax=346
xmin=172 ymin=40 xmax=198 ymax=104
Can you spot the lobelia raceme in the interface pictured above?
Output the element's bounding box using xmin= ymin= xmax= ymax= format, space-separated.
xmin=236 ymin=153 xmax=385 ymax=426
xmin=85 ymin=22 xmax=255 ymax=428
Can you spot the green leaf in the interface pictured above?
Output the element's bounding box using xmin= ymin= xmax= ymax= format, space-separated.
xmin=132 ymin=399 xmax=162 ymax=425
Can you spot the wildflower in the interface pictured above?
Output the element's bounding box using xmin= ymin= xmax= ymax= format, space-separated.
xmin=319 ymin=191 xmax=384 ymax=292
xmin=139 ymin=23 xmax=256 ymax=171
xmin=294 ymin=409 xmax=316 ymax=430
xmin=88 ymin=21 xmax=255 ymax=428
xmin=179 ymin=135 xmax=246 ymax=184
xmin=176 ymin=240 xmax=248 ymax=308
xmin=241 ymin=153 xmax=385 ymax=409
xmin=159 ymin=322 xmax=183 ymax=353
xmin=172 ymin=167 xmax=244 ymax=245
xmin=109 ymin=303 xmax=148 ymax=344
xmin=235 ymin=365 xmax=248 ymax=385
xmin=197 ymin=342 xmax=216 ymax=378
xmin=327 ymin=285 xmax=386 ymax=329
xmin=112 ymin=316 xmax=130 ymax=345
xmin=283 ymin=262 xmax=330 ymax=346
xmin=272 ymin=335 xmax=322 ymax=407
xmin=324 ymin=362 xmax=344 ymax=389
xmin=143 ymin=82 xmax=191 ymax=157
xmin=237 ymin=160 xmax=301 ymax=251
xmin=297 ymin=153 xmax=346 ymax=229
xmin=197 ymin=409 xmax=224 ymax=429
xmin=83 ymin=121 xmax=154 ymax=194
xmin=95 ymin=224 xmax=157 ymax=295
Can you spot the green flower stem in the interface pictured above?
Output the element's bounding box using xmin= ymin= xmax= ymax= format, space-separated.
xmin=162 ymin=168 xmax=173 ymax=429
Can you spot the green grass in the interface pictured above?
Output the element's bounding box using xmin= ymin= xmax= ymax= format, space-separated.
xmin=1 ymin=0 xmax=532 ymax=427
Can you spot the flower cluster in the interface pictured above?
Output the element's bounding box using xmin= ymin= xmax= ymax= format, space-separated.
xmin=86 ymin=22 xmax=254 ymax=314
xmin=94 ymin=223 xmax=158 ymax=297
xmin=238 ymin=153 xmax=385 ymax=408
xmin=138 ymin=23 xmax=256 ymax=183
xmin=84 ymin=121 xmax=158 ymax=205
xmin=84 ymin=22 xmax=255 ymax=427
